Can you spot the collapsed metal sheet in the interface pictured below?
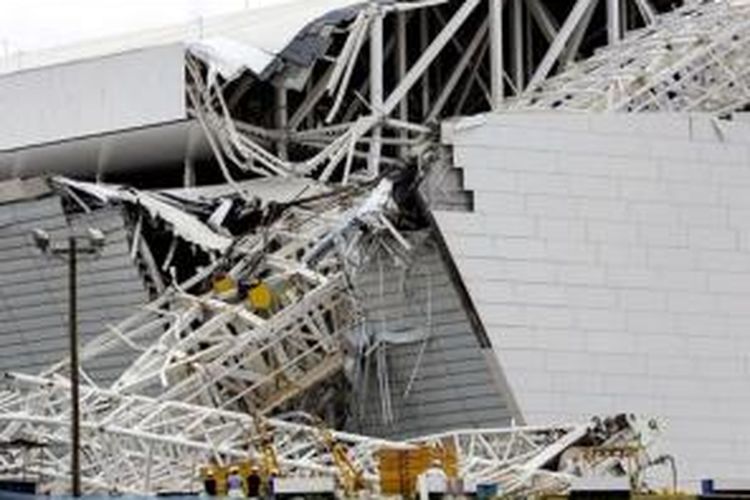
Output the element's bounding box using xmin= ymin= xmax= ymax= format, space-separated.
xmin=188 ymin=37 xmax=276 ymax=82
xmin=54 ymin=177 xmax=232 ymax=252
xmin=186 ymin=0 xmax=364 ymax=82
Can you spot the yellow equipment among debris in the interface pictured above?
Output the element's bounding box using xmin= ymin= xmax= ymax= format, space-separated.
xmin=200 ymin=460 xmax=257 ymax=497
xmin=253 ymin=414 xmax=281 ymax=479
xmin=248 ymin=280 xmax=274 ymax=312
xmin=212 ymin=274 xmax=235 ymax=296
xmin=317 ymin=424 xmax=366 ymax=496
xmin=377 ymin=442 xmax=458 ymax=497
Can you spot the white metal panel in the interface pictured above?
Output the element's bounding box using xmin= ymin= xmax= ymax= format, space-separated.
xmin=437 ymin=111 xmax=750 ymax=489
xmin=0 ymin=44 xmax=186 ymax=151
xmin=0 ymin=0 xmax=361 ymax=77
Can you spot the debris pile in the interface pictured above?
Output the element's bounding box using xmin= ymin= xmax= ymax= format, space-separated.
xmin=0 ymin=173 xmax=668 ymax=496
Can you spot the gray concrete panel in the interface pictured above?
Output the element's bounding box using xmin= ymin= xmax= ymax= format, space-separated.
xmin=0 ymin=44 xmax=186 ymax=151
xmin=0 ymin=196 xmax=149 ymax=385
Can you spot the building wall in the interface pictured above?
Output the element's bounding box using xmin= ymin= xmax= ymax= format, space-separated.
xmin=351 ymin=233 xmax=517 ymax=439
xmin=436 ymin=112 xmax=750 ymax=487
xmin=0 ymin=193 xmax=150 ymax=384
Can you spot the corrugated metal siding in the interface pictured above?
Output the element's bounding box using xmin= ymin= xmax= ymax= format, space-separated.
xmin=350 ymin=234 xmax=514 ymax=439
xmin=0 ymin=195 xmax=149 ymax=385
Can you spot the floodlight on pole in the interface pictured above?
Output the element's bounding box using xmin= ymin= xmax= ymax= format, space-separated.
xmin=31 ymin=228 xmax=106 ymax=497
xmin=31 ymin=229 xmax=50 ymax=254
xmin=87 ymin=228 xmax=106 ymax=252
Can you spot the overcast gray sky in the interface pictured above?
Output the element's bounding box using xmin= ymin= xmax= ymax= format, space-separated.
xmin=0 ymin=0 xmax=291 ymax=56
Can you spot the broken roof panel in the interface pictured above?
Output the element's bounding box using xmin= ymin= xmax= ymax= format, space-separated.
xmin=188 ymin=37 xmax=276 ymax=82
xmin=55 ymin=178 xmax=233 ymax=252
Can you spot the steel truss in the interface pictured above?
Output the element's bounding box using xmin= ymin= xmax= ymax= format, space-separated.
xmin=185 ymin=0 xmax=658 ymax=189
xmin=42 ymin=179 xmax=404 ymax=415
xmin=513 ymin=0 xmax=750 ymax=113
xmin=0 ymin=372 xmax=657 ymax=496
xmin=415 ymin=414 xmax=662 ymax=496
xmin=0 ymin=373 xmax=405 ymax=494
xmin=0 ymin=179 xmax=411 ymax=494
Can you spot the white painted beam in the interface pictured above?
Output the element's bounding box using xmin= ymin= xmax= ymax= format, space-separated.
xmin=527 ymin=0 xmax=597 ymax=90
xmin=397 ymin=11 xmax=409 ymax=155
xmin=368 ymin=6 xmax=384 ymax=177
xmin=632 ymin=0 xmax=656 ymax=25
xmin=525 ymin=0 xmax=559 ymax=44
xmin=512 ymin=0 xmax=525 ymax=92
xmin=420 ymin=8 xmax=431 ymax=118
xmin=562 ymin=0 xmax=598 ymax=65
xmin=383 ymin=0 xmax=483 ymax=114
xmin=489 ymin=0 xmax=505 ymax=109
xmin=275 ymin=86 xmax=288 ymax=161
xmin=607 ymin=0 xmax=622 ymax=44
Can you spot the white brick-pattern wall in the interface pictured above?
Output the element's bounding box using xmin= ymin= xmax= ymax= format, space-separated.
xmin=436 ymin=112 xmax=750 ymax=487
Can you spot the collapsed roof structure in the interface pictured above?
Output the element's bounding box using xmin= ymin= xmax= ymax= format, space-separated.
xmin=2 ymin=0 xmax=750 ymax=494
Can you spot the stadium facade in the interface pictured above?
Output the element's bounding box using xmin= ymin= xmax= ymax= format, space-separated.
xmin=0 ymin=0 xmax=748 ymax=492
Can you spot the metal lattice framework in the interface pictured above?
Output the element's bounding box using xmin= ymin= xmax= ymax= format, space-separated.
xmin=512 ymin=0 xmax=750 ymax=113
xmin=44 ymin=179 xmax=404 ymax=415
xmin=0 ymin=179 xmax=411 ymax=494
xmin=184 ymin=0 xmax=668 ymax=189
xmin=0 ymin=372 xmax=406 ymax=493
xmin=0 ymin=174 xmax=662 ymax=495
xmin=413 ymin=414 xmax=660 ymax=497
xmin=0 ymin=373 xmax=657 ymax=495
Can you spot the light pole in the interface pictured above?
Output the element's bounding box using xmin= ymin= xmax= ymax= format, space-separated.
xmin=32 ymin=228 xmax=106 ymax=497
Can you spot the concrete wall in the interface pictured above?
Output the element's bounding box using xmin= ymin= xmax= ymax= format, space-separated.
xmin=0 ymin=44 xmax=186 ymax=151
xmin=0 ymin=193 xmax=150 ymax=384
xmin=437 ymin=112 xmax=750 ymax=487
xmin=352 ymin=233 xmax=517 ymax=439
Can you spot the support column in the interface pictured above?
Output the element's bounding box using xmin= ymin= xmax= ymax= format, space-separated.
xmin=275 ymin=86 xmax=288 ymax=161
xmin=512 ymin=0 xmax=524 ymax=93
xmin=420 ymin=8 xmax=431 ymax=118
xmin=489 ymin=0 xmax=504 ymax=109
xmin=607 ymin=0 xmax=621 ymax=44
xmin=528 ymin=0 xmax=596 ymax=89
xmin=183 ymin=158 xmax=196 ymax=188
xmin=396 ymin=11 xmax=408 ymax=156
xmin=68 ymin=237 xmax=81 ymax=497
xmin=369 ymin=6 xmax=384 ymax=177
